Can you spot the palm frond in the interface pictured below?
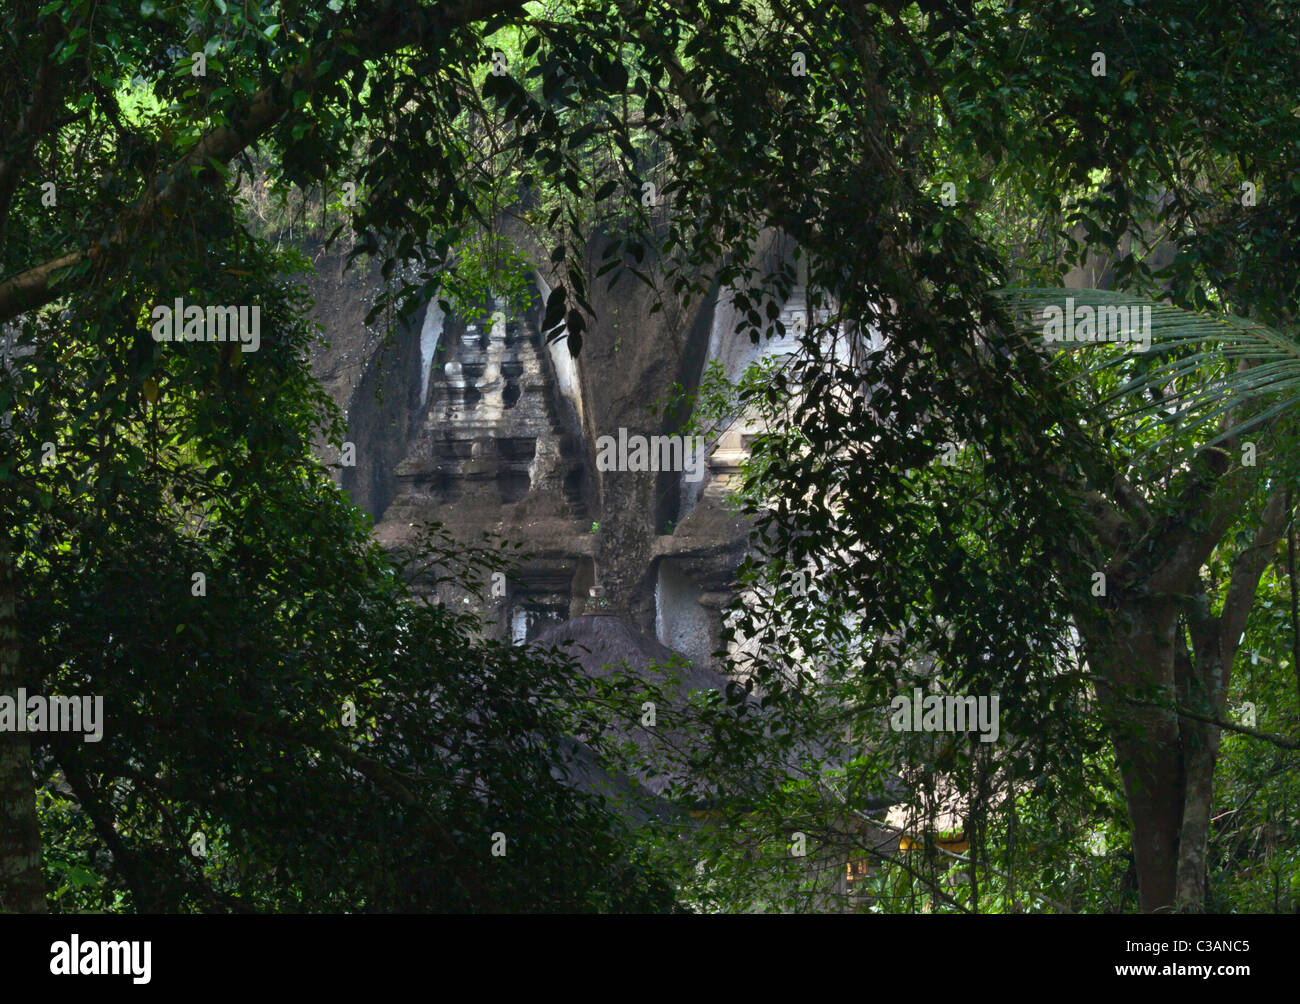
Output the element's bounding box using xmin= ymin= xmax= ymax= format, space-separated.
xmin=994 ymin=287 xmax=1300 ymax=461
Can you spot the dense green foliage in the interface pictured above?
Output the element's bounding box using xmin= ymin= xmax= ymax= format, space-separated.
xmin=2 ymin=0 xmax=684 ymax=912
xmin=3 ymin=0 xmax=1300 ymax=913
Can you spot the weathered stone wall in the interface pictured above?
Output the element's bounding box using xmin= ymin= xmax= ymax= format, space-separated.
xmin=300 ymin=240 xmax=426 ymax=522
xmin=303 ymin=232 xmax=810 ymax=668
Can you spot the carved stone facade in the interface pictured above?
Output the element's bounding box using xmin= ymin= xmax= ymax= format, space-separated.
xmin=305 ymin=235 xmax=808 ymax=671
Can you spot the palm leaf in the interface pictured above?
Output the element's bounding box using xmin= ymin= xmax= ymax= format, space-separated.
xmin=994 ymin=287 xmax=1300 ymax=461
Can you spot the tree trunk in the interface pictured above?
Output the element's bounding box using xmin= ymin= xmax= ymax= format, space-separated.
xmin=0 ymin=536 xmax=45 ymax=912
xmin=1173 ymin=719 xmax=1218 ymax=909
xmin=1173 ymin=606 xmax=1221 ymax=911
xmin=1087 ymin=600 xmax=1185 ymax=913
xmin=1172 ymin=487 xmax=1288 ymax=910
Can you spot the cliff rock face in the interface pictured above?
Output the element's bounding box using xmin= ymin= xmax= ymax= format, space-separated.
xmin=305 ymin=235 xmax=805 ymax=669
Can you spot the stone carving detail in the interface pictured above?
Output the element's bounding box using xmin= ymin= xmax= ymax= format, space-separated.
xmin=315 ymin=239 xmax=815 ymax=660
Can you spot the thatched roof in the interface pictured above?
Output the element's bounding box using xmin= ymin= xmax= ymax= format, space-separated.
xmin=534 ymin=613 xmax=906 ymax=817
xmin=550 ymin=736 xmax=680 ymax=825
xmin=533 ymin=613 xmax=728 ymax=801
xmin=533 ymin=612 xmax=730 ymax=696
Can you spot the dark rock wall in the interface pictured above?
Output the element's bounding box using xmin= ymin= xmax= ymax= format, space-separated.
xmin=301 ymin=241 xmax=425 ymax=522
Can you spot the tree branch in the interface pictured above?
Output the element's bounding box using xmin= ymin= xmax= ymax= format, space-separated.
xmin=1218 ymin=482 xmax=1290 ymax=663
xmin=0 ymin=0 xmax=528 ymax=324
xmin=1113 ymin=691 xmax=1300 ymax=751
xmin=0 ymin=19 xmax=63 ymax=240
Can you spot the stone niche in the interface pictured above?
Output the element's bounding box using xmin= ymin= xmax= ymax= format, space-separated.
xmin=327 ymin=227 xmax=822 ymax=658
xmin=371 ymin=289 xmax=598 ymax=644
xmin=381 ymin=294 xmax=590 ymax=520
xmin=654 ymin=559 xmax=715 ymax=669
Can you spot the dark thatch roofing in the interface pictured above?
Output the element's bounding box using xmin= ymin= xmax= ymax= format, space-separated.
xmin=533 ymin=613 xmax=731 ymax=802
xmin=550 ymin=736 xmax=681 ymax=825
xmin=534 ymin=613 xmax=909 ymax=819
xmin=532 ymin=612 xmax=730 ymax=695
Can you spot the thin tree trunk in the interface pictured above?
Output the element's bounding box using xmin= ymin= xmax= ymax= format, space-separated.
xmin=0 ymin=536 xmax=45 ymax=912
xmin=1174 ymin=596 xmax=1222 ymax=912
xmin=1174 ymin=487 xmax=1290 ymax=910
xmin=1173 ymin=720 xmax=1218 ymax=910
xmin=1288 ymin=489 xmax=1300 ymax=705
